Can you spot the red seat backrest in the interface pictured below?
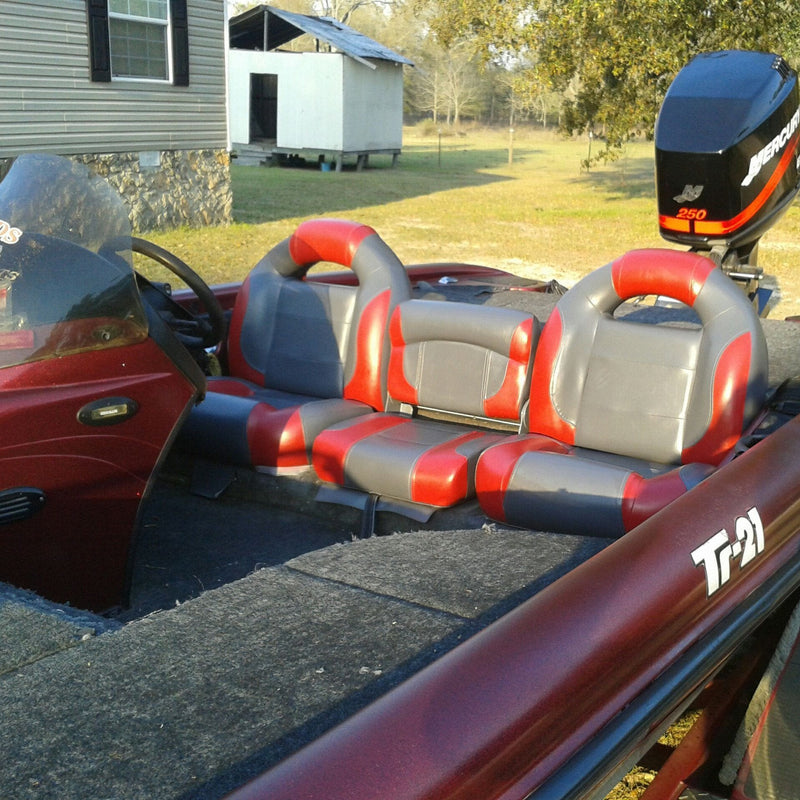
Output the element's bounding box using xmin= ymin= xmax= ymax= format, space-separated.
xmin=527 ymin=249 xmax=768 ymax=465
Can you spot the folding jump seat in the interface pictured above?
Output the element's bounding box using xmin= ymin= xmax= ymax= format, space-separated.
xmin=312 ymin=299 xmax=539 ymax=517
xmin=476 ymin=249 xmax=769 ymax=537
xmin=180 ymin=219 xmax=411 ymax=472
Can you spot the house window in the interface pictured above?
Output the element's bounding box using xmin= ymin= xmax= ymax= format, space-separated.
xmin=109 ymin=0 xmax=170 ymax=80
xmin=87 ymin=0 xmax=189 ymax=86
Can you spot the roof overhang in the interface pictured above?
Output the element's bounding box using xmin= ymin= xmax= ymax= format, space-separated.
xmin=229 ymin=4 xmax=413 ymax=68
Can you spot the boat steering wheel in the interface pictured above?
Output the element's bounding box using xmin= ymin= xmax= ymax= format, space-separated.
xmin=129 ymin=237 xmax=227 ymax=352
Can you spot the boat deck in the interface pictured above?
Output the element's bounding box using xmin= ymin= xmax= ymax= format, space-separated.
xmin=1 ymin=472 xmax=613 ymax=798
xmin=3 ymin=286 xmax=800 ymax=799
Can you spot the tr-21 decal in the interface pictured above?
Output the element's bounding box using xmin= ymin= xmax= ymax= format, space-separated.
xmin=691 ymin=507 xmax=765 ymax=596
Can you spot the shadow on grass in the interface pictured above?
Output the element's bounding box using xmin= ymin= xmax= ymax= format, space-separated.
xmin=232 ymin=145 xmax=540 ymax=224
xmin=574 ymin=156 xmax=656 ymax=201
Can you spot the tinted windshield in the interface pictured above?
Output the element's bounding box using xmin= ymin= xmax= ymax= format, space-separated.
xmin=0 ymin=154 xmax=148 ymax=368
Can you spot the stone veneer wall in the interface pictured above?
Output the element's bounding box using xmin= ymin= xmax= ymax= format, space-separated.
xmin=0 ymin=149 xmax=232 ymax=233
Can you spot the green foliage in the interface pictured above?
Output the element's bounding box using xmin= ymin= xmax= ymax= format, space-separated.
xmin=426 ymin=0 xmax=800 ymax=163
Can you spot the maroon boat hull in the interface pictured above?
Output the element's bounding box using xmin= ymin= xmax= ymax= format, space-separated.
xmin=0 ymin=340 xmax=199 ymax=609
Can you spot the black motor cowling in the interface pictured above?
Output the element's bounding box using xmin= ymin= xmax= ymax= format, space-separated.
xmin=655 ymin=50 xmax=800 ymax=260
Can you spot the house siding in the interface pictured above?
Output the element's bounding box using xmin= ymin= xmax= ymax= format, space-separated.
xmin=342 ymin=59 xmax=403 ymax=152
xmin=228 ymin=50 xmax=404 ymax=158
xmin=0 ymin=0 xmax=231 ymax=230
xmin=0 ymin=0 xmax=228 ymax=155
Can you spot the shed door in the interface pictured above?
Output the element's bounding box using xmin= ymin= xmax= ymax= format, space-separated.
xmin=250 ymin=73 xmax=278 ymax=141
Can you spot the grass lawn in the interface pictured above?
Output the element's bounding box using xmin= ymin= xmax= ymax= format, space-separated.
xmin=145 ymin=125 xmax=800 ymax=316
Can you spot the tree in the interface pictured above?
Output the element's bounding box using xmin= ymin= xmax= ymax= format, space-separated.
xmin=497 ymin=65 xmax=562 ymax=128
xmin=315 ymin=0 xmax=398 ymax=23
xmin=407 ymin=39 xmax=486 ymax=123
xmin=425 ymin=0 xmax=800 ymax=162
xmin=229 ymin=0 xmax=399 ymax=25
xmin=228 ymin=1 xmax=314 ymax=18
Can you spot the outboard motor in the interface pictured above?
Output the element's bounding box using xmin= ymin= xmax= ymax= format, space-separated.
xmin=655 ymin=50 xmax=800 ymax=314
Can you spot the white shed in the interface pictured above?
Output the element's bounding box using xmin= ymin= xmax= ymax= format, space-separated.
xmin=228 ymin=5 xmax=413 ymax=170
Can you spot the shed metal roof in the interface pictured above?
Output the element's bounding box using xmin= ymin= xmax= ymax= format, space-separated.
xmin=229 ymin=4 xmax=413 ymax=67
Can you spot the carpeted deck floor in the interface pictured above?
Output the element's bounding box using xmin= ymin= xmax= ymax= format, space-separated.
xmin=0 ymin=502 xmax=611 ymax=798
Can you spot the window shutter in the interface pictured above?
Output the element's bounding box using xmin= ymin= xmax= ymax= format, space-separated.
xmin=86 ymin=0 xmax=111 ymax=83
xmin=171 ymin=0 xmax=189 ymax=86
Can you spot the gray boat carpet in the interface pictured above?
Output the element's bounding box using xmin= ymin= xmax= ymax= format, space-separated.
xmin=0 ymin=521 xmax=611 ymax=800
xmin=0 ymin=585 xmax=114 ymax=677
xmin=288 ymin=525 xmax=606 ymax=620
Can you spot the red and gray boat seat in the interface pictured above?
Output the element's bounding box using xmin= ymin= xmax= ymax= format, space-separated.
xmin=312 ymin=298 xmax=540 ymax=513
xmin=180 ymin=219 xmax=411 ymax=472
xmin=475 ymin=249 xmax=769 ymax=537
